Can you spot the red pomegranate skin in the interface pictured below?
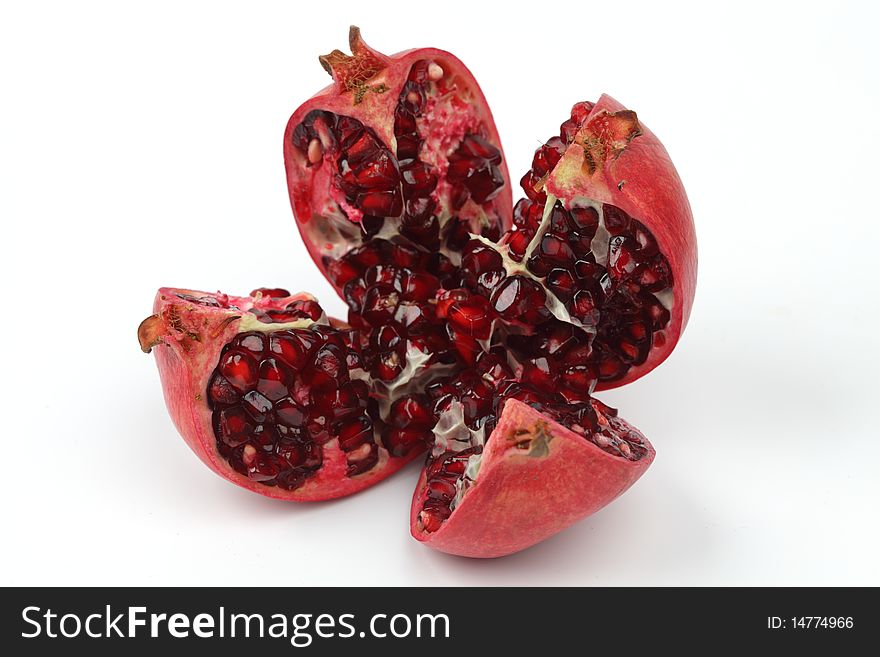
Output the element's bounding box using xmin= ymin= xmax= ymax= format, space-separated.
xmin=410 ymin=400 xmax=655 ymax=558
xmin=546 ymin=95 xmax=697 ymax=390
xmin=140 ymin=288 xmax=422 ymax=501
xmin=283 ymin=29 xmax=512 ymax=295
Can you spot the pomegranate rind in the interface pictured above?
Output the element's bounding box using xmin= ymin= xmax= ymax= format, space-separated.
xmin=547 ymin=95 xmax=697 ymax=391
xmin=147 ymin=288 xmax=421 ymax=501
xmin=410 ymin=399 xmax=654 ymax=558
xmin=283 ymin=41 xmax=513 ymax=295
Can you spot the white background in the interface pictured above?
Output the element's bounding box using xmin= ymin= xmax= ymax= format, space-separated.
xmin=2 ymin=0 xmax=878 ymax=586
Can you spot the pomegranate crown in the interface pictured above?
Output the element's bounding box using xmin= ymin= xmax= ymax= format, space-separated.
xmin=318 ymin=26 xmax=391 ymax=93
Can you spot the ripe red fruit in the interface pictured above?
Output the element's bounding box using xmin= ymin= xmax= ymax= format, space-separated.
xmin=141 ymin=29 xmax=696 ymax=557
xmin=411 ymin=399 xmax=654 ymax=558
xmin=138 ymin=288 xmax=425 ymax=501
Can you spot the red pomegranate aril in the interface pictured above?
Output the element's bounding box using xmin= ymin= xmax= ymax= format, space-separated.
xmin=447 ymin=134 xmax=505 ymax=204
xmin=546 ymin=268 xmax=577 ymax=302
xmin=491 ymin=276 xmax=551 ymax=325
xmin=389 ymin=396 xmax=433 ymax=428
xmin=427 ymin=478 xmax=458 ymax=501
xmin=275 ymin=397 xmax=306 ymax=426
xmin=256 ymin=358 xmax=293 ymax=401
xmin=209 ymin=375 xmax=240 ymax=405
xmin=401 ymin=160 xmax=438 ymax=199
xmin=384 ymin=427 xmax=429 ymax=457
xmin=336 ymin=415 xmax=373 ymax=451
xmin=447 ymin=295 xmax=496 ymax=340
xmin=220 ymin=351 xmax=258 ymax=392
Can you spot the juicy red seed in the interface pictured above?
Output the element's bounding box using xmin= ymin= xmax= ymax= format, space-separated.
xmin=384 ymin=427 xmax=429 ymax=457
xmin=285 ymin=299 xmax=323 ymax=321
xmin=546 ymin=268 xmax=577 ymax=302
xmin=572 ymin=290 xmax=601 ymax=325
xmin=401 ymin=160 xmax=438 ymax=199
xmin=506 ymin=230 xmax=532 ymax=261
xmin=208 ymin=374 xmax=240 ymax=405
xmin=219 ymin=350 xmax=258 ymax=392
xmin=344 ymin=130 xmax=380 ymax=166
xmin=446 ymin=134 xmax=505 ymax=204
xmin=217 ymin=406 xmax=253 ymax=440
xmin=426 ymin=478 xmax=457 ymax=501
xmin=395 ymin=134 xmax=421 ymax=160
xmin=521 ymin=358 xmax=555 ymax=392
xmin=250 ymin=287 xmax=290 ymax=298
xmin=394 ymin=106 xmax=417 ymax=134
xmin=275 ymin=398 xmax=306 ymax=427
xmin=389 ymin=396 xmax=433 ymax=429
xmin=400 ymin=270 xmax=439 ymax=300
xmin=563 ymin=365 xmax=595 ymax=392
xmin=364 ymin=264 xmax=401 ymax=287
xmin=347 ymin=444 xmax=379 ymax=476
xmin=311 ymin=344 xmax=346 ymax=382
xmin=400 ymin=210 xmax=440 ymax=246
xmin=447 ymin=326 xmax=481 ymax=366
xmin=447 ymin=295 xmax=496 ymax=340
xmin=256 ymin=358 xmax=293 ymax=401
xmin=538 ymin=233 xmax=575 ymax=264
xmin=352 ymin=151 xmax=400 ymax=187
xmin=355 ymin=189 xmax=403 ymax=216
xmin=391 ymin=243 xmax=424 ymax=268
xmin=419 ymin=509 xmax=447 ymax=533
xmin=336 ymin=415 xmax=373 ymax=451
xmin=603 ymin=205 xmax=631 ymax=234
xmin=531 ymin=137 xmax=566 ymax=176
xmin=270 ymin=330 xmax=316 ymax=368
xmin=559 ymin=101 xmax=594 ymax=142
xmin=361 ymin=285 xmax=400 ymax=325
xmin=569 ymin=206 xmax=599 ymax=235
xmin=371 ymin=324 xmax=403 ymax=350
xmin=608 ymin=236 xmax=638 ymax=278
xmin=491 ymin=276 xmax=550 ymax=324
xmin=374 ymin=349 xmax=405 ymax=381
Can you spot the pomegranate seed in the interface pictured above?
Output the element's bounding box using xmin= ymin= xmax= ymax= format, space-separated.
xmin=447 ymin=294 xmax=496 ymax=340
xmin=256 ymin=358 xmax=293 ymax=401
xmin=491 ymin=276 xmax=550 ymax=325
xmin=219 ymin=350 xmax=258 ymax=392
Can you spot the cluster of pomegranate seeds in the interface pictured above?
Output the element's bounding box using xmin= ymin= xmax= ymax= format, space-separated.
xmin=283 ymin=97 xmax=670 ymax=514
xmin=292 ymin=110 xmax=403 ymax=217
xmin=446 ymin=134 xmax=505 ymax=207
xmin=452 ymin=102 xmax=674 ymax=384
xmin=416 ymin=361 xmax=649 ymax=532
xmin=207 ymin=305 xmax=382 ymax=488
xmin=331 ymin=238 xmax=459 ymax=380
xmin=250 ymin=299 xmax=324 ymax=324
xmin=393 ymin=60 xmax=441 ymax=248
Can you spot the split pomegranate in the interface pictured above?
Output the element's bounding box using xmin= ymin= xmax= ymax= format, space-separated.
xmin=140 ymin=29 xmax=696 ymax=557
xmin=138 ymin=288 xmax=425 ymax=500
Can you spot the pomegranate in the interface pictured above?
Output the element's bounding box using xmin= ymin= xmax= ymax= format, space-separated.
xmin=283 ymin=26 xmax=512 ymax=295
xmin=140 ymin=29 xmax=696 ymax=556
xmin=137 ymin=287 xmax=426 ymax=500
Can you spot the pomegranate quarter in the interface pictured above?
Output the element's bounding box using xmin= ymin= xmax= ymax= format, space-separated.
xmin=140 ymin=28 xmax=695 ymax=558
